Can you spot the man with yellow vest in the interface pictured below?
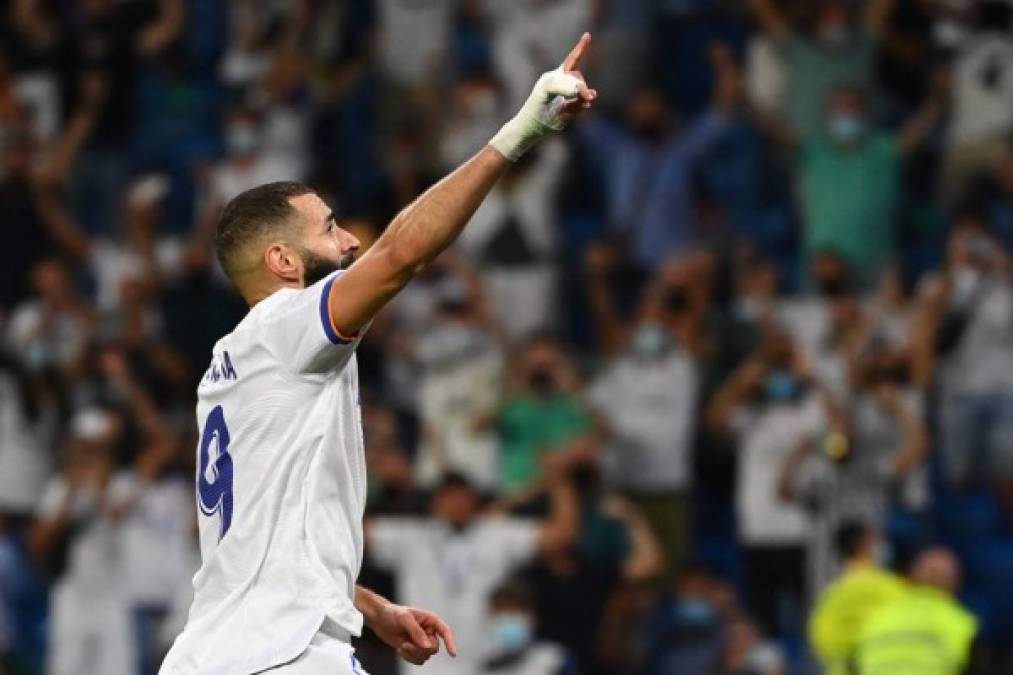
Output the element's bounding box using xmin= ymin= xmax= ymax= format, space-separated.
xmin=808 ymin=522 xmax=908 ymax=675
xmin=856 ymin=547 xmax=978 ymax=675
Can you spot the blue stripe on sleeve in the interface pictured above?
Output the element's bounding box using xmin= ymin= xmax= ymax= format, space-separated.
xmin=319 ymin=274 xmax=353 ymax=345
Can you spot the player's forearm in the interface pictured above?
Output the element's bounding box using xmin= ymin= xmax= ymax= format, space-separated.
xmin=379 ymin=146 xmax=510 ymax=276
xmin=355 ymin=585 xmax=394 ymax=627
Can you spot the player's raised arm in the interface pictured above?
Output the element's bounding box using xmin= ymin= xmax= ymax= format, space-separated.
xmin=327 ymin=33 xmax=597 ymax=337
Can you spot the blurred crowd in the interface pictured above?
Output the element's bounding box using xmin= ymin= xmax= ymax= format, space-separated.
xmin=2 ymin=0 xmax=1013 ymax=674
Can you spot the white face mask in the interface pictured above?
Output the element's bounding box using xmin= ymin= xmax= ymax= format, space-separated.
xmin=632 ymin=323 xmax=669 ymax=359
xmin=953 ymin=267 xmax=981 ymax=303
xmin=828 ymin=112 xmax=866 ymax=145
xmin=226 ymin=123 xmax=261 ymax=156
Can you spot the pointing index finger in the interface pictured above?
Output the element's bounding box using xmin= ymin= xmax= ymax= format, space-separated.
xmin=562 ymin=32 xmax=591 ymax=72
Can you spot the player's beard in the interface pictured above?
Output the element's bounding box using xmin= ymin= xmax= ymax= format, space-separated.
xmin=300 ymin=248 xmax=354 ymax=286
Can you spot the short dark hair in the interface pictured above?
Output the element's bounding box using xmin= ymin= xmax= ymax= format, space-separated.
xmin=214 ymin=181 xmax=316 ymax=278
xmin=490 ymin=579 xmax=535 ymax=611
xmin=835 ymin=521 xmax=873 ymax=560
xmin=435 ymin=470 xmax=476 ymax=494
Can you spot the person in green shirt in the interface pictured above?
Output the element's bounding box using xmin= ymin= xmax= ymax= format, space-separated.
xmin=808 ymin=521 xmax=908 ymax=675
xmin=856 ymin=547 xmax=978 ymax=675
xmin=758 ymin=81 xmax=947 ymax=279
xmin=496 ymin=335 xmax=594 ymax=495
xmin=747 ymin=0 xmax=894 ymax=138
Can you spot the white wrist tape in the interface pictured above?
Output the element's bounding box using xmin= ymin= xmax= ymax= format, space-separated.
xmin=490 ymin=67 xmax=582 ymax=161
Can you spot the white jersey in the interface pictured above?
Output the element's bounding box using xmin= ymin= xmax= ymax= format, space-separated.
xmin=160 ymin=271 xmax=368 ymax=675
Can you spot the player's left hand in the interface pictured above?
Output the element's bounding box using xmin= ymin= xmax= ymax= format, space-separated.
xmin=372 ymin=603 xmax=457 ymax=666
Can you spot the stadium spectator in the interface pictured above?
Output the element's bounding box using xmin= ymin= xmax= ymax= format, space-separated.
xmin=921 ymin=212 xmax=1013 ymax=500
xmin=0 ymin=127 xmax=62 ymax=311
xmin=366 ymin=468 xmax=579 ymax=675
xmin=746 ymin=0 xmax=894 ymax=138
xmin=28 ymin=407 xmax=134 ymax=675
xmin=519 ymin=450 xmax=663 ymax=672
xmin=585 ymin=249 xmax=701 ymax=582
xmin=706 ymin=332 xmax=830 ymax=639
xmin=638 ymin=567 xmax=785 ymax=675
xmin=98 ymin=350 xmax=195 ymax=675
xmin=67 ymin=0 xmax=184 ymax=234
xmin=5 ymin=259 xmax=96 ymax=387
xmin=410 ymin=263 xmax=505 ymax=490
xmin=807 ymin=522 xmax=907 ymax=675
xmin=479 ymin=579 xmax=577 ymax=675
xmin=781 ymin=337 xmax=930 ymax=593
xmin=454 ymin=139 xmax=570 ymax=339
xmin=482 ymin=0 xmax=593 ymax=113
xmin=941 ymin=1 xmax=1013 ymax=204
xmin=855 ymin=547 xmax=978 ymax=675
xmin=761 ymin=80 xmax=947 ymax=276
xmin=576 ymin=42 xmax=741 ymax=269
xmin=494 ymin=334 xmax=593 ymax=495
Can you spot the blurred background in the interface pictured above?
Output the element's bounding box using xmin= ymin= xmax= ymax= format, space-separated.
xmin=2 ymin=0 xmax=1013 ymax=673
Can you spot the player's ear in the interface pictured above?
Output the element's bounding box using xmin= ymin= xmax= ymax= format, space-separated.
xmin=264 ymin=242 xmax=302 ymax=284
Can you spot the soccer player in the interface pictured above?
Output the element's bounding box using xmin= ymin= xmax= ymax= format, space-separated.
xmin=158 ymin=34 xmax=597 ymax=675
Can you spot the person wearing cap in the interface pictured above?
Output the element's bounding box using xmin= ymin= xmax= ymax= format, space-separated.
xmin=808 ymin=522 xmax=907 ymax=675
xmin=855 ymin=547 xmax=978 ymax=675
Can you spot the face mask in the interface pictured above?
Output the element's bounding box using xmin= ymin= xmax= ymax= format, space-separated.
xmin=828 ymin=113 xmax=865 ymax=146
xmin=674 ymin=597 xmax=715 ymax=626
xmin=735 ymin=297 xmax=761 ymax=322
xmin=820 ymin=24 xmax=851 ymax=48
xmin=24 ymin=341 xmax=52 ymax=373
xmin=632 ymin=323 xmax=668 ymax=359
xmin=226 ymin=123 xmax=261 ymax=156
xmin=528 ymin=368 xmax=557 ymax=396
xmin=874 ymin=540 xmax=893 ymax=567
xmin=817 ymin=276 xmax=848 ymax=298
xmin=952 ymin=268 xmax=981 ymax=303
xmin=765 ymin=370 xmax=802 ymax=403
xmin=492 ymin=613 xmax=533 ymax=654
xmin=665 ymin=287 xmax=690 ymax=313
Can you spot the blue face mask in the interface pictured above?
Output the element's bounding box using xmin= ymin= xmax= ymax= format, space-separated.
xmin=492 ymin=613 xmax=533 ymax=654
xmin=765 ymin=370 xmax=801 ymax=403
xmin=828 ymin=113 xmax=865 ymax=145
xmin=632 ymin=323 xmax=669 ymax=358
xmin=674 ymin=597 xmax=715 ymax=626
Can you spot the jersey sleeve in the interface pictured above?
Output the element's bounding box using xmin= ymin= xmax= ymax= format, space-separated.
xmin=259 ymin=271 xmax=369 ymax=375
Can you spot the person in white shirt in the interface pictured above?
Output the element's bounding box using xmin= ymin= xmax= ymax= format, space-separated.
xmin=366 ymin=469 xmax=579 ymax=675
xmin=29 ymin=408 xmax=135 ymax=675
xmin=159 ymin=34 xmax=598 ymax=675
xmin=706 ymin=334 xmax=832 ymax=639
xmin=942 ymin=2 xmax=1013 ymax=204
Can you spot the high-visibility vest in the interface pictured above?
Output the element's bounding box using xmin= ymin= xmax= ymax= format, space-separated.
xmin=808 ymin=565 xmax=908 ymax=675
xmin=855 ymin=587 xmax=978 ymax=675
